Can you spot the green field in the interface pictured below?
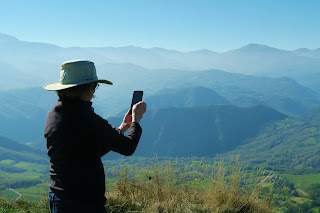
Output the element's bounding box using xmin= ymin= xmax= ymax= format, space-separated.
xmin=0 ymin=190 xmax=19 ymax=200
xmin=0 ymin=170 xmax=44 ymax=180
xmin=14 ymin=182 xmax=48 ymax=201
xmin=14 ymin=162 xmax=47 ymax=173
xmin=282 ymin=173 xmax=320 ymax=190
xmin=0 ymin=160 xmax=15 ymax=165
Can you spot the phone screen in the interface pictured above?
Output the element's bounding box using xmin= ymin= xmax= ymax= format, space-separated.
xmin=130 ymin=91 xmax=143 ymax=115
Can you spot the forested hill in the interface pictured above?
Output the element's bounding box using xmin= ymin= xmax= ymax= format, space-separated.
xmin=221 ymin=119 xmax=320 ymax=171
xmin=0 ymin=136 xmax=47 ymax=164
xmin=107 ymin=104 xmax=288 ymax=158
xmin=300 ymin=105 xmax=320 ymax=123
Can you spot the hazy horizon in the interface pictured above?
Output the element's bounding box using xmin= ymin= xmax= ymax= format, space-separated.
xmin=1 ymin=0 xmax=319 ymax=52
xmin=1 ymin=32 xmax=319 ymax=54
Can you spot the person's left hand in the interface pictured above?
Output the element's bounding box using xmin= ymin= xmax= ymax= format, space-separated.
xmin=118 ymin=109 xmax=132 ymax=133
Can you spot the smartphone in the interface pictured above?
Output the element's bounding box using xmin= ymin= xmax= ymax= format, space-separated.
xmin=130 ymin=91 xmax=143 ymax=115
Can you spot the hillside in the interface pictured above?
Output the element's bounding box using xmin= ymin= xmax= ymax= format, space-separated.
xmin=300 ymin=105 xmax=320 ymax=123
xmin=107 ymin=104 xmax=288 ymax=158
xmin=0 ymin=88 xmax=56 ymax=142
xmin=222 ymin=119 xmax=320 ymax=171
xmin=0 ymin=136 xmax=47 ymax=164
xmin=145 ymin=86 xmax=230 ymax=109
xmin=1 ymin=33 xmax=320 ymax=93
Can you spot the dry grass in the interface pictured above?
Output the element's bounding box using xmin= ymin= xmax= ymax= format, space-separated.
xmin=0 ymin=157 xmax=275 ymax=212
xmin=105 ymin=157 xmax=276 ymax=213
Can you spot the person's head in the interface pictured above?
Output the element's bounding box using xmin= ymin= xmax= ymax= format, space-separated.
xmin=56 ymin=82 xmax=98 ymax=101
xmin=43 ymin=60 xmax=112 ymax=99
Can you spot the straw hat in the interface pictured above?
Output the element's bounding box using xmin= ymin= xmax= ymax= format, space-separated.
xmin=43 ymin=59 xmax=112 ymax=91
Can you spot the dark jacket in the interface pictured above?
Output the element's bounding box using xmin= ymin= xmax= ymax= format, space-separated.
xmin=44 ymin=99 xmax=142 ymax=204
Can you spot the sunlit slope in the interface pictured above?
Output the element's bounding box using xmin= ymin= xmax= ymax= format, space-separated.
xmin=0 ymin=136 xmax=47 ymax=164
xmin=223 ymin=119 xmax=320 ymax=170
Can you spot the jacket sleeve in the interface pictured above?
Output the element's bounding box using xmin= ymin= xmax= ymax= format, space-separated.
xmin=90 ymin=113 xmax=142 ymax=157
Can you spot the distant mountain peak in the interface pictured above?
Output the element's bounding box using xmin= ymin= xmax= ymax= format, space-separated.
xmin=242 ymin=43 xmax=278 ymax=50
xmin=230 ymin=43 xmax=288 ymax=54
xmin=294 ymin=47 xmax=320 ymax=53
xmin=0 ymin=33 xmax=19 ymax=42
xmin=189 ymin=49 xmax=218 ymax=54
xmin=295 ymin=48 xmax=311 ymax=51
xmin=247 ymin=43 xmax=267 ymax=47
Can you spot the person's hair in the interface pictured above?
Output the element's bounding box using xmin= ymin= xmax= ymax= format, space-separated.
xmin=56 ymin=82 xmax=97 ymax=100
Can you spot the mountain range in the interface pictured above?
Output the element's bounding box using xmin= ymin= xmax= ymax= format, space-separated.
xmin=1 ymin=32 xmax=320 ymax=93
xmin=1 ymin=77 xmax=318 ymax=143
xmin=0 ymin=32 xmax=320 ymax=172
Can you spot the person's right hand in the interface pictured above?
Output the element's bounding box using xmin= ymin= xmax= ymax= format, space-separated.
xmin=132 ymin=101 xmax=147 ymax=123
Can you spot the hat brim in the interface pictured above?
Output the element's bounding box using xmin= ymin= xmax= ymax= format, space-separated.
xmin=43 ymin=79 xmax=113 ymax=91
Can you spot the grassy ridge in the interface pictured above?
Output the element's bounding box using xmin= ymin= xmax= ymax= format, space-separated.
xmin=0 ymin=157 xmax=274 ymax=213
xmin=104 ymin=157 xmax=274 ymax=212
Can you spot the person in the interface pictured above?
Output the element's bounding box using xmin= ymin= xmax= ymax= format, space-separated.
xmin=43 ymin=59 xmax=146 ymax=213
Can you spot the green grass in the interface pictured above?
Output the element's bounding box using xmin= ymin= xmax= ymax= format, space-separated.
xmin=14 ymin=162 xmax=47 ymax=174
xmin=0 ymin=160 xmax=15 ymax=165
xmin=15 ymin=182 xmax=49 ymax=202
xmin=0 ymin=170 xmax=43 ymax=180
xmin=290 ymin=196 xmax=311 ymax=204
xmin=0 ymin=197 xmax=49 ymax=213
xmin=303 ymin=137 xmax=317 ymax=145
xmin=282 ymin=173 xmax=320 ymax=190
xmin=0 ymin=190 xmax=19 ymax=200
xmin=0 ymin=159 xmax=46 ymax=181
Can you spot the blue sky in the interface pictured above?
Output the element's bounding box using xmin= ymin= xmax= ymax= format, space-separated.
xmin=0 ymin=0 xmax=319 ymax=52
